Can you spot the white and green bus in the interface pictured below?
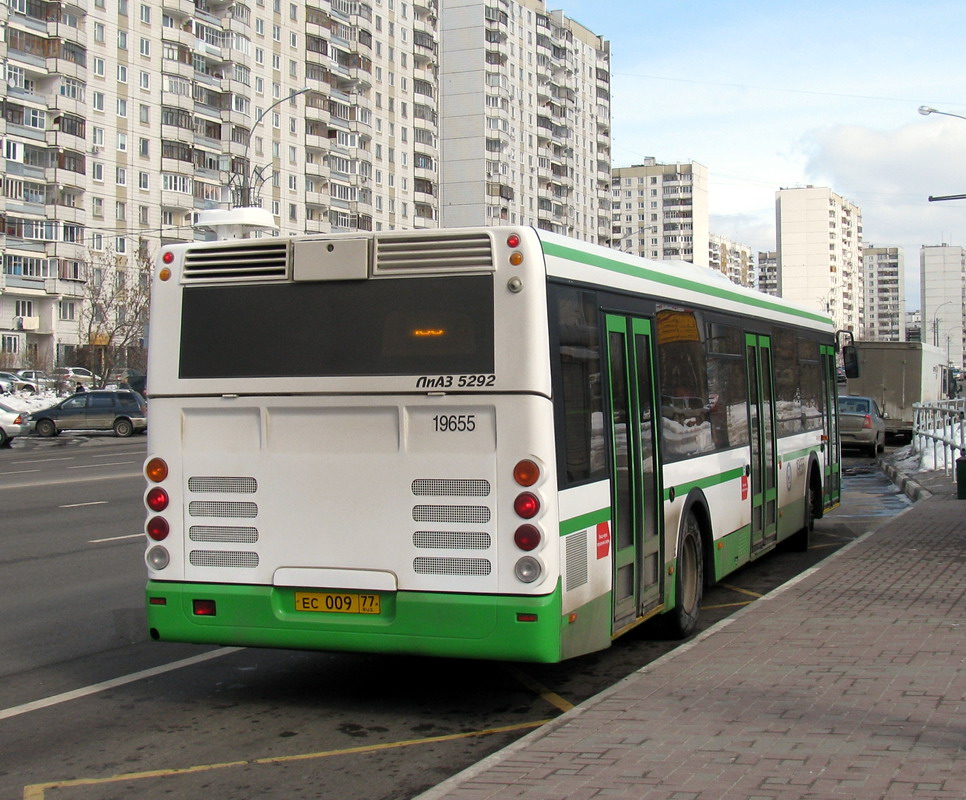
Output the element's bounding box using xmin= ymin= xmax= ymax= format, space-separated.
xmin=143 ymin=226 xmax=841 ymax=663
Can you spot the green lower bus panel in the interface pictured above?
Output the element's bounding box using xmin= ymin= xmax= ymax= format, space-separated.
xmin=147 ymin=580 xmax=569 ymax=663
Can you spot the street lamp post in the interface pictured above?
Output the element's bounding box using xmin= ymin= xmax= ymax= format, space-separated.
xmin=234 ymin=87 xmax=312 ymax=208
xmin=918 ymin=106 xmax=966 ymax=201
xmin=918 ymin=105 xmax=966 ymax=122
xmin=932 ymin=300 xmax=954 ymax=348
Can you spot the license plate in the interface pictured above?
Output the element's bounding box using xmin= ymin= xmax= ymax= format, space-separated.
xmin=295 ymin=591 xmax=381 ymax=615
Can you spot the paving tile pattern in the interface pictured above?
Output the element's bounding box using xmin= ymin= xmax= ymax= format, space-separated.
xmin=419 ymin=479 xmax=966 ymax=800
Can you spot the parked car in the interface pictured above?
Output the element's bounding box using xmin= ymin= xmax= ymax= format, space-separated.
xmin=838 ymin=395 xmax=886 ymax=457
xmin=14 ymin=370 xmax=54 ymax=393
xmin=107 ymin=368 xmax=146 ymax=394
xmin=0 ymin=400 xmax=25 ymax=446
xmin=51 ymin=366 xmax=100 ymax=389
xmin=0 ymin=371 xmax=19 ymax=393
xmin=26 ymin=389 xmax=147 ymax=438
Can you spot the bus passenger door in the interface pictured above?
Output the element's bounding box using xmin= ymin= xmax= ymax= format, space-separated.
xmin=605 ymin=315 xmax=663 ymax=631
xmin=820 ymin=344 xmax=841 ymax=506
xmin=745 ymin=334 xmax=778 ymax=553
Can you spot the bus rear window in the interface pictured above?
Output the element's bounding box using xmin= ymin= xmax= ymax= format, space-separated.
xmin=179 ymin=275 xmax=494 ymax=379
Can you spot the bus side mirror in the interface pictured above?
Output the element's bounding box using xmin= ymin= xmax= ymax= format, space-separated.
xmin=842 ymin=345 xmax=860 ymax=379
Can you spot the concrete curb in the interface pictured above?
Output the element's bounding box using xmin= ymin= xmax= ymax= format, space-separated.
xmin=879 ymin=459 xmax=932 ymax=501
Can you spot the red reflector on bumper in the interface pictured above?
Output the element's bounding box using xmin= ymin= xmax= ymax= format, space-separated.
xmin=516 ymin=613 xmax=538 ymax=622
xmin=193 ymin=599 xmax=217 ymax=616
xmin=148 ymin=596 xmax=167 ymax=606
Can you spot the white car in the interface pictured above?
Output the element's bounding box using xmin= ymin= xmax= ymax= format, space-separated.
xmin=0 ymin=400 xmax=25 ymax=446
xmin=0 ymin=372 xmax=18 ymax=393
xmin=51 ymin=366 xmax=100 ymax=389
xmin=14 ymin=369 xmax=54 ymax=393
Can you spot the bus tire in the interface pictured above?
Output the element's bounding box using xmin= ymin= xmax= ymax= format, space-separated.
xmin=663 ymin=511 xmax=704 ymax=639
xmin=785 ymin=478 xmax=816 ymax=552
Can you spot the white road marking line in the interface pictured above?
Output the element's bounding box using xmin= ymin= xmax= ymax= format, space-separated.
xmin=61 ymin=500 xmax=109 ymax=508
xmin=0 ymin=648 xmax=243 ymax=722
xmin=89 ymin=533 xmax=143 ymax=543
xmin=66 ymin=461 xmax=135 ymax=469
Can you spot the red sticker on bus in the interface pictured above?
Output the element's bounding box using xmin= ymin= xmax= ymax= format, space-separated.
xmin=741 ymin=475 xmax=749 ymax=500
xmin=596 ymin=522 xmax=610 ymax=559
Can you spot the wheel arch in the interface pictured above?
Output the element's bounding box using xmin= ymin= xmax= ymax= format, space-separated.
xmin=677 ymin=487 xmax=714 ymax=587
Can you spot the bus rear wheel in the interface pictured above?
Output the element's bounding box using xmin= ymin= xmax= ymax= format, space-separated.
xmin=663 ymin=511 xmax=704 ymax=639
xmin=784 ymin=479 xmax=816 ymax=553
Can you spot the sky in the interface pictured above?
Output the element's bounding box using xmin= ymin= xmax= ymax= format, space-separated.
xmin=554 ymin=0 xmax=966 ymax=309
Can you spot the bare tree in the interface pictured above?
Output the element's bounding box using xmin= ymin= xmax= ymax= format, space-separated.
xmin=74 ymin=243 xmax=151 ymax=387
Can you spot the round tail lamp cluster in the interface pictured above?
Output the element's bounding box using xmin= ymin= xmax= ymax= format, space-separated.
xmin=512 ymin=459 xmax=544 ymax=583
xmin=144 ymin=457 xmax=171 ymax=569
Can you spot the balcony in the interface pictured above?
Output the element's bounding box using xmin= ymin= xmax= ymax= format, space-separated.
xmin=161 ymin=0 xmax=196 ymax=20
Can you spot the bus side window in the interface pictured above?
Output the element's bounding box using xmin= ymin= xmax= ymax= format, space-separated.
xmin=555 ymin=288 xmax=606 ymax=486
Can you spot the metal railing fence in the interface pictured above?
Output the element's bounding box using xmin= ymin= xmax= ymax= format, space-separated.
xmin=913 ymin=399 xmax=966 ymax=476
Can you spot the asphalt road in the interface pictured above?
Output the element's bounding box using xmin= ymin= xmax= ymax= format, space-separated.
xmin=0 ymin=435 xmax=909 ymax=800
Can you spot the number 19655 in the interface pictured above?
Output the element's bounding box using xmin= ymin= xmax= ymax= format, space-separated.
xmin=432 ymin=414 xmax=476 ymax=432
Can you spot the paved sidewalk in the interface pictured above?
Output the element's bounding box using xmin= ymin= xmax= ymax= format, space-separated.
xmin=418 ymin=469 xmax=965 ymax=800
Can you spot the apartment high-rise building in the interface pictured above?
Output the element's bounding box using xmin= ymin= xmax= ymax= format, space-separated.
xmin=709 ymin=234 xmax=754 ymax=288
xmin=905 ymin=309 xmax=923 ymax=343
xmin=439 ymin=0 xmax=611 ymax=239
xmin=920 ymin=244 xmax=966 ymax=368
xmin=776 ymin=186 xmax=862 ymax=333
xmin=861 ymin=245 xmax=905 ymax=342
xmin=757 ymin=251 xmax=778 ymax=296
xmin=0 ymin=0 xmax=611 ymax=370
xmin=611 ymin=159 xmax=710 ymax=267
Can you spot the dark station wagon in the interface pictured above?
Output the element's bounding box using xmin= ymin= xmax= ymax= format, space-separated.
xmin=27 ymin=390 xmax=147 ymax=438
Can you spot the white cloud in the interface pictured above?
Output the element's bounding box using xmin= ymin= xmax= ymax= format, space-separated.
xmin=803 ymin=118 xmax=966 ymax=307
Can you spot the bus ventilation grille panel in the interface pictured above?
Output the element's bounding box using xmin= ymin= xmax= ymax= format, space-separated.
xmin=410 ymin=476 xmax=493 ymax=577
xmin=186 ymin=476 xmax=260 ymax=569
xmin=182 ymin=242 xmax=289 ymax=282
xmin=373 ymin=233 xmax=494 ymax=274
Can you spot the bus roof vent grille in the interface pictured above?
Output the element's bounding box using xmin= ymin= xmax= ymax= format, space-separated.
xmin=373 ymin=232 xmax=494 ymax=274
xmin=182 ymin=242 xmax=289 ymax=282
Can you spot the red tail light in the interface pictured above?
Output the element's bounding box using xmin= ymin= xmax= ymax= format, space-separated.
xmin=146 ymin=487 xmax=169 ymax=512
xmin=14 ymin=414 xmax=23 ymax=424
xmin=514 ymin=524 xmax=541 ymax=551
xmin=146 ymin=517 xmax=169 ymax=541
xmin=862 ymin=414 xmax=872 ymax=429
xmin=513 ymin=492 xmax=540 ymax=519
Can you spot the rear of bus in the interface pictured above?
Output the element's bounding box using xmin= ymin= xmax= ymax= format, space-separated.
xmin=143 ymin=228 xmax=570 ymax=662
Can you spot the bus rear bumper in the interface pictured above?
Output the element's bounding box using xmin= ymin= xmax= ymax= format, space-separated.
xmin=146 ymin=580 xmax=566 ymax=663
